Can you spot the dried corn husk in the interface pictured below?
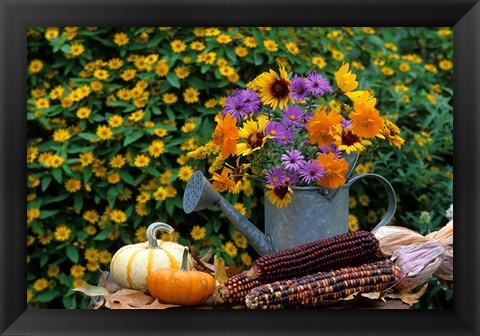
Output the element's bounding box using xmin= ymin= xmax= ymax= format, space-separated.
xmin=392 ymin=241 xmax=445 ymax=293
xmin=372 ymin=225 xmax=430 ymax=257
xmin=372 ymin=221 xmax=453 ymax=292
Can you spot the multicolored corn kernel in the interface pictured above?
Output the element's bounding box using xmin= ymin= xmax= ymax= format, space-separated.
xmin=247 ymin=231 xmax=380 ymax=281
xmin=216 ymin=271 xmax=262 ymax=305
xmin=245 ymin=260 xmax=398 ymax=309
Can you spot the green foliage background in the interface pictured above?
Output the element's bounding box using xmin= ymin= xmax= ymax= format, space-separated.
xmin=26 ymin=27 xmax=453 ymax=309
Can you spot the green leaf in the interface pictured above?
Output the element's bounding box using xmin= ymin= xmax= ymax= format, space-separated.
xmin=94 ymin=227 xmax=113 ymax=241
xmin=165 ymin=200 xmax=174 ymax=217
xmin=60 ymin=45 xmax=71 ymax=53
xmin=119 ymin=170 xmax=136 ymax=185
xmin=41 ymin=176 xmax=52 ymax=192
xmin=52 ymin=168 xmax=63 ymax=183
xmin=123 ymin=131 xmax=144 ymax=146
xmin=83 ymin=166 xmax=92 ymax=185
xmin=166 ymin=72 xmax=181 ymax=88
xmin=39 ymin=209 xmax=60 ymax=219
xmin=40 ymin=255 xmax=49 ymax=267
xmin=145 ymin=166 xmax=161 ymax=177
xmin=73 ymin=193 xmax=83 ymax=213
xmin=43 ymin=193 xmax=70 ymax=205
xmin=367 ymin=35 xmax=385 ymax=48
xmin=31 ymin=221 xmax=45 ymax=235
xmin=225 ymin=48 xmax=237 ymax=62
xmin=76 ymin=231 xmax=88 ymax=241
xmin=66 ymin=245 xmax=79 ymax=263
xmin=36 ymin=290 xmax=61 ymax=303
xmin=151 ymin=106 xmax=162 ymax=115
xmin=107 ymin=186 xmax=117 ymax=208
xmin=62 ymin=296 xmax=76 ymax=309
xmin=254 ymin=53 xmax=264 ymax=66
xmin=165 ymin=107 xmax=176 ymax=121
xmin=78 ymin=133 xmax=98 ymax=141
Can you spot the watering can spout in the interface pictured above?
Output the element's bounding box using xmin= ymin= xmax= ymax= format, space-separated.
xmin=183 ymin=171 xmax=273 ymax=256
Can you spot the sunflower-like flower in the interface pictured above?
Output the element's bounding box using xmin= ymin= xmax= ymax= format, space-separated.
xmin=211 ymin=112 xmax=239 ymax=158
xmin=265 ymin=184 xmax=293 ymax=208
xmin=236 ymin=115 xmax=270 ymax=156
xmin=248 ymin=66 xmax=291 ymax=110
xmin=333 ymin=124 xmax=372 ymax=154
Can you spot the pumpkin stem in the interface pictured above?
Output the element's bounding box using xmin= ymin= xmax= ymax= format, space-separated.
xmin=181 ymin=248 xmax=189 ymax=271
xmin=147 ymin=222 xmax=174 ymax=249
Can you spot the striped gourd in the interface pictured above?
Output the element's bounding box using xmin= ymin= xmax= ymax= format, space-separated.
xmin=217 ymin=271 xmax=263 ymax=305
xmin=109 ymin=222 xmax=193 ymax=291
xmin=245 ymin=260 xmax=398 ymax=309
xmin=247 ymin=231 xmax=379 ymax=282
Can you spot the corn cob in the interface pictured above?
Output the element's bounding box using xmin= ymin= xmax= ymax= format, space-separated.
xmin=245 ymin=260 xmax=398 ymax=309
xmin=216 ymin=271 xmax=262 ymax=305
xmin=247 ymin=230 xmax=380 ymax=281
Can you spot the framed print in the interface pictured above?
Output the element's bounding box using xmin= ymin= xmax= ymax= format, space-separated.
xmin=1 ymin=0 xmax=479 ymax=335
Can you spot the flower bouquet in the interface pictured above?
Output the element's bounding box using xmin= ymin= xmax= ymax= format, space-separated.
xmin=188 ymin=63 xmax=404 ymax=208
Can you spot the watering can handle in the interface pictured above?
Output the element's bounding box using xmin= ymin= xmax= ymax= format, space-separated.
xmin=345 ymin=173 xmax=396 ymax=232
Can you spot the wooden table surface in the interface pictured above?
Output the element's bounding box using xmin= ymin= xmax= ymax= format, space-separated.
xmin=89 ymin=271 xmax=409 ymax=310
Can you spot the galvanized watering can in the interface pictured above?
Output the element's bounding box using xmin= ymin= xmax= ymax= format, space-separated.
xmin=183 ymin=154 xmax=396 ymax=256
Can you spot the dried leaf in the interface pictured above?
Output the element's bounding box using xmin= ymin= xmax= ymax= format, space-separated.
xmin=138 ymin=298 xmax=180 ymax=309
xmin=386 ymin=283 xmax=428 ymax=306
xmin=108 ymin=288 xmax=155 ymax=308
xmin=73 ymin=280 xmax=112 ymax=298
xmin=73 ymin=280 xmax=182 ymax=309
xmin=213 ymin=256 xmax=229 ymax=285
xmin=213 ymin=256 xmax=229 ymax=303
xmin=200 ymin=247 xmax=213 ymax=263
xmin=189 ymin=244 xmax=215 ymax=274
xmin=226 ymin=264 xmax=244 ymax=278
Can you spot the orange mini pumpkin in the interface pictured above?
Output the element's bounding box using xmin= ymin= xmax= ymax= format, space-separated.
xmin=147 ymin=248 xmax=216 ymax=306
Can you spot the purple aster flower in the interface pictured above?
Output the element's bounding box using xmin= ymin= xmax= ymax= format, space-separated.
xmin=240 ymin=89 xmax=262 ymax=114
xmin=305 ymin=71 xmax=334 ymax=97
xmin=223 ymin=93 xmax=248 ymax=119
xmin=299 ymin=159 xmax=326 ymax=185
xmin=266 ymin=122 xmax=293 ymax=145
xmin=289 ymin=75 xmax=308 ymax=102
xmin=319 ymin=142 xmax=342 ymax=159
xmin=265 ymin=167 xmax=287 ymax=187
xmin=281 ymin=149 xmax=306 ymax=172
xmin=282 ymin=105 xmax=305 ymax=126
xmin=285 ymin=170 xmax=300 ymax=185
xmin=340 ymin=119 xmax=353 ymax=129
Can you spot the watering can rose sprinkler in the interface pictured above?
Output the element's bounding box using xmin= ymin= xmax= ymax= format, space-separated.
xmin=183 ymin=156 xmax=397 ymax=256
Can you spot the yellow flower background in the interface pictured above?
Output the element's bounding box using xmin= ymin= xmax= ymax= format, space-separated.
xmin=27 ymin=27 xmax=452 ymax=308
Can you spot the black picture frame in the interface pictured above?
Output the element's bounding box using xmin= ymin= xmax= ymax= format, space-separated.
xmin=1 ymin=0 xmax=479 ymax=335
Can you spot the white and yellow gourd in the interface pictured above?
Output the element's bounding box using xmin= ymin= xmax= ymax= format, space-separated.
xmin=109 ymin=222 xmax=193 ymax=291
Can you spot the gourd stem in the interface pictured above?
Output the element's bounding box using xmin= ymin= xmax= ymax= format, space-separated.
xmin=147 ymin=222 xmax=174 ymax=249
xmin=180 ymin=248 xmax=189 ymax=271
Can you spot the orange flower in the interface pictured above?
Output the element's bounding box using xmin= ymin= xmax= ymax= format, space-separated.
xmin=316 ymin=152 xmax=349 ymax=189
xmin=211 ymin=168 xmax=236 ymax=192
xmin=348 ymin=102 xmax=385 ymax=138
xmin=211 ymin=112 xmax=239 ymax=158
xmin=306 ymin=110 xmax=343 ymax=147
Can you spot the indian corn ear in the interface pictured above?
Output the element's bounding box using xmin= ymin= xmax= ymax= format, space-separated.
xmin=216 ymin=271 xmax=263 ymax=305
xmin=245 ymin=260 xmax=397 ymax=309
xmin=247 ymin=230 xmax=380 ymax=281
